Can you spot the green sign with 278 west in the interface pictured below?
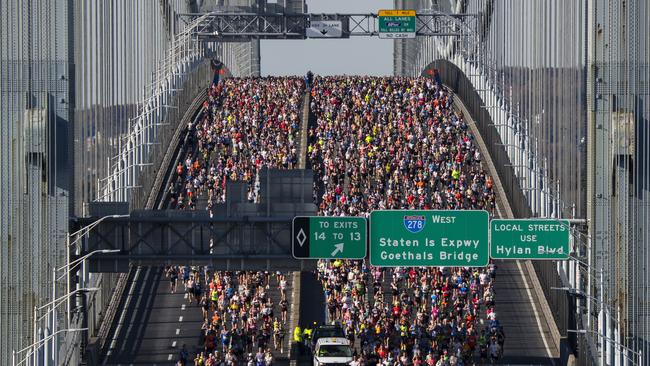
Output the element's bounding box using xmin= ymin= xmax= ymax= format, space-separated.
xmin=490 ymin=219 xmax=569 ymax=259
xmin=369 ymin=210 xmax=489 ymax=267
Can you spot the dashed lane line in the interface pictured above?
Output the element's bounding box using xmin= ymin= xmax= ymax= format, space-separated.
xmin=495 ymin=205 xmax=556 ymax=365
xmin=516 ymin=260 xmax=556 ymax=365
xmin=103 ymin=267 xmax=142 ymax=364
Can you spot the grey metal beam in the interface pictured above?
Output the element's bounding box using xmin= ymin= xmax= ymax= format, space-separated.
xmin=78 ymin=207 xmax=316 ymax=271
xmin=179 ymin=11 xmax=478 ymax=40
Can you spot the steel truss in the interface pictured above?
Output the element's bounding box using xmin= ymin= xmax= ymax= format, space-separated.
xmin=179 ymin=11 xmax=479 ymax=40
xmin=78 ymin=213 xmax=313 ymax=271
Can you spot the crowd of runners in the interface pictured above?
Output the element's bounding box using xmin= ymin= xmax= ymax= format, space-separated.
xmin=167 ymin=77 xmax=305 ymax=365
xmin=308 ymin=76 xmax=502 ymax=366
xmin=169 ymin=77 xmax=305 ymax=210
xmin=308 ymin=76 xmax=495 ymax=214
xmin=167 ymin=266 xmax=291 ymax=366
xmin=167 ymin=74 xmax=503 ymax=365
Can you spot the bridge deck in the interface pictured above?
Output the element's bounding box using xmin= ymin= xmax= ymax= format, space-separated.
xmin=495 ymin=260 xmax=557 ymax=365
xmin=453 ymin=86 xmax=560 ymax=364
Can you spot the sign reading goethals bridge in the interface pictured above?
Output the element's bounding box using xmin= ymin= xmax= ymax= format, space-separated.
xmin=369 ymin=210 xmax=489 ymax=267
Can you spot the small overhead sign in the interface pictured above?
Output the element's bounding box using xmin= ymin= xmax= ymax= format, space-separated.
xmin=292 ymin=216 xmax=366 ymax=259
xmin=490 ymin=219 xmax=570 ymax=260
xmin=378 ymin=9 xmax=416 ymax=39
xmin=306 ymin=20 xmax=343 ymax=38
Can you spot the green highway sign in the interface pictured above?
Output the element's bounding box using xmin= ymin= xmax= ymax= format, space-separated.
xmin=378 ymin=10 xmax=416 ymax=39
xmin=369 ymin=210 xmax=489 ymax=267
xmin=490 ymin=219 xmax=570 ymax=259
xmin=292 ymin=216 xmax=367 ymax=259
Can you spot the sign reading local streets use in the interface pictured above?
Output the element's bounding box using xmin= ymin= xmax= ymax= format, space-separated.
xmin=292 ymin=216 xmax=366 ymax=259
xmin=369 ymin=210 xmax=489 ymax=266
xmin=490 ymin=219 xmax=570 ymax=259
xmin=378 ymin=9 xmax=416 ymax=39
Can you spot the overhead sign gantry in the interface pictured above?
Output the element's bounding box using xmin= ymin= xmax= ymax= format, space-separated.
xmin=181 ymin=10 xmax=479 ymax=41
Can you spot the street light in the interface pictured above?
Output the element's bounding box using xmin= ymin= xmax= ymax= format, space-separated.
xmin=568 ymin=329 xmax=643 ymax=365
xmin=56 ymin=249 xmax=121 ymax=281
xmin=66 ymin=215 xmax=127 ymax=328
xmin=551 ymin=286 xmax=601 ymax=303
xmin=13 ymin=328 xmax=87 ymax=366
xmin=36 ymin=288 xmax=100 ymax=321
xmin=44 ymin=248 xmax=120 ymax=366
xmin=37 ymin=214 xmax=126 ymax=366
xmin=32 ymin=288 xmax=99 ymax=366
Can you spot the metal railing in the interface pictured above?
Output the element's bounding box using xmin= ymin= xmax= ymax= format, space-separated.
xmin=96 ymin=14 xmax=210 ymax=203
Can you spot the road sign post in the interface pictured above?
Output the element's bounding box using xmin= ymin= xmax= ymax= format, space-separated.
xmin=292 ymin=216 xmax=366 ymax=259
xmin=490 ymin=219 xmax=570 ymax=259
xmin=369 ymin=210 xmax=489 ymax=267
xmin=378 ymin=10 xmax=416 ymax=39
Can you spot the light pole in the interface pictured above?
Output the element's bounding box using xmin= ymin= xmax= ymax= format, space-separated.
xmin=13 ymin=328 xmax=87 ymax=366
xmin=32 ymin=288 xmax=99 ymax=366
xmin=43 ymin=248 xmax=120 ymax=366
xmin=568 ymin=255 xmax=618 ymax=366
xmin=553 ymin=260 xmax=625 ymax=366
xmin=65 ymin=215 xmax=127 ymax=329
xmin=46 ymin=214 xmax=125 ymax=366
xmin=568 ymin=329 xmax=642 ymax=365
xmin=62 ymin=248 xmax=122 ymax=327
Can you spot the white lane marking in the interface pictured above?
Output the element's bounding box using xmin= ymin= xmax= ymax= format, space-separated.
xmin=179 ymin=316 xmax=183 ymax=322
xmin=103 ymin=267 xmax=142 ymax=364
xmin=495 ymin=205 xmax=555 ymax=364
xmin=168 ymin=354 xmax=173 ymax=361
xmin=176 ymin=328 xmax=180 ymax=335
xmin=172 ymin=341 xmax=177 ymax=348
xmin=181 ymin=304 xmax=186 ymax=311
xmin=516 ymin=260 xmax=556 ymax=365
xmin=184 ymin=293 xmax=188 ymax=299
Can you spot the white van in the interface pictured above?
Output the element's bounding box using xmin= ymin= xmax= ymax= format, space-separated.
xmin=312 ymin=337 xmax=353 ymax=366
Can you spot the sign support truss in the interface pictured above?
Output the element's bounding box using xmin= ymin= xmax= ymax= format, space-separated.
xmin=179 ymin=11 xmax=479 ymax=40
xmin=78 ymin=214 xmax=315 ymax=271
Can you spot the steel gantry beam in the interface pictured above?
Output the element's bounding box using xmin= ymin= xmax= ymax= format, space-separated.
xmin=76 ymin=209 xmax=317 ymax=272
xmin=179 ymin=11 xmax=479 ymax=40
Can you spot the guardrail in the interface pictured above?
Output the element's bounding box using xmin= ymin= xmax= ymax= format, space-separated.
xmin=96 ymin=14 xmax=209 ymax=203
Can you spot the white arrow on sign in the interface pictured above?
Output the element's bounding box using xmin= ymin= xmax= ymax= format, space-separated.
xmin=306 ymin=20 xmax=343 ymax=38
xmin=331 ymin=243 xmax=344 ymax=257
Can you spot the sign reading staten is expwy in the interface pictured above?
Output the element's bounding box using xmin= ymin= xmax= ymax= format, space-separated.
xmin=378 ymin=10 xmax=416 ymax=39
xmin=292 ymin=216 xmax=366 ymax=259
xmin=369 ymin=210 xmax=489 ymax=267
xmin=490 ymin=219 xmax=570 ymax=260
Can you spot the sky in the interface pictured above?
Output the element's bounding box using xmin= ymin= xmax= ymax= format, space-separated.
xmin=260 ymin=0 xmax=394 ymax=76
